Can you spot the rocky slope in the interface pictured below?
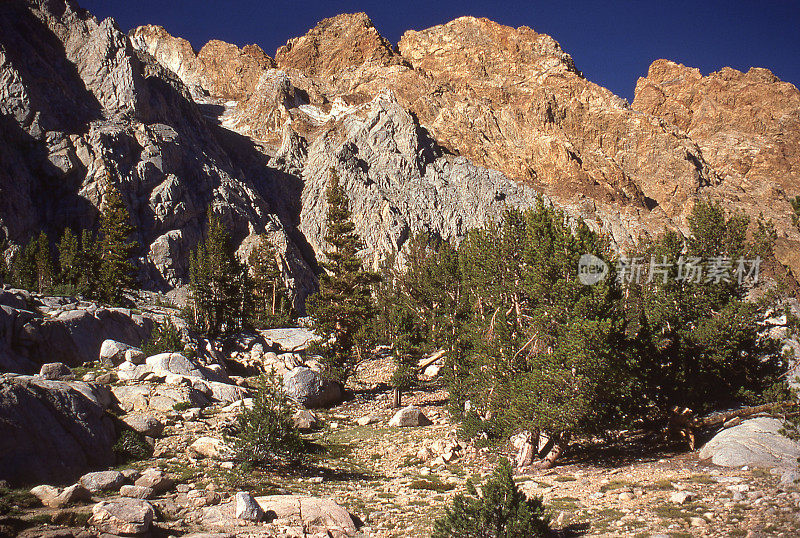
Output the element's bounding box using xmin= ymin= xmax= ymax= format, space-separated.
xmin=4 ymin=338 xmax=800 ymax=536
xmin=2 ymin=0 xmax=800 ymax=304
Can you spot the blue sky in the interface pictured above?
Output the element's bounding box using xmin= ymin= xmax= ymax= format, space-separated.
xmin=82 ymin=0 xmax=800 ymax=101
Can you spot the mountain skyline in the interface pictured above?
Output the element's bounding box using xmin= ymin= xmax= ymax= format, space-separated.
xmin=82 ymin=0 xmax=800 ymax=101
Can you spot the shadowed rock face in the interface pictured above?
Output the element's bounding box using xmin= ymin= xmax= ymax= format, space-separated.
xmin=2 ymin=2 xmax=800 ymax=302
xmin=0 ymin=375 xmax=116 ymax=486
xmin=0 ymin=0 xmax=316 ymax=306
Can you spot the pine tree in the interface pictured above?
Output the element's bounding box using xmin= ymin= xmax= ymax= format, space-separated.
xmin=229 ymin=369 xmax=307 ymax=466
xmin=432 ymin=458 xmax=549 ymax=537
xmin=628 ymin=200 xmax=782 ymax=414
xmin=453 ymin=203 xmax=626 ymax=466
xmin=377 ymin=251 xmax=421 ymax=407
xmin=188 ymin=210 xmax=248 ymax=336
xmin=34 ymin=232 xmax=54 ymax=294
xmin=78 ymin=229 xmax=101 ymax=297
xmin=12 ymin=238 xmax=38 ymax=291
xmin=309 ymin=169 xmax=379 ymax=382
xmin=248 ymin=234 xmax=291 ymax=327
xmin=377 ymin=233 xmax=468 ymax=407
xmin=57 ymin=228 xmax=81 ymax=289
xmin=97 ymin=185 xmax=137 ymax=304
xmin=0 ymin=241 xmax=8 ymax=286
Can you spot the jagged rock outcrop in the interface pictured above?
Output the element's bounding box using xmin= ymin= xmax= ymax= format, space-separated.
xmin=298 ymin=90 xmax=556 ymax=267
xmin=130 ymin=25 xmax=275 ymax=101
xmin=0 ymin=0 xmax=316 ymax=306
xmin=0 ymin=374 xmax=116 ymax=486
xmin=634 ymin=59 xmax=800 ymax=269
xmin=275 ymin=12 xmax=400 ymax=77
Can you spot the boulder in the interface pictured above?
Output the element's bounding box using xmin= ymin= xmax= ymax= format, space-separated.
xmin=125 ymin=348 xmax=146 ymax=365
xmin=283 ymin=367 xmax=342 ymax=408
xmin=134 ymin=468 xmax=174 ymax=494
xmin=259 ymin=328 xmax=320 ymax=352
xmin=670 ymin=491 xmax=693 ymax=504
xmin=292 ymin=409 xmax=320 ymax=431
xmin=122 ymin=414 xmax=165 ymax=437
xmin=99 ymin=339 xmax=132 ymax=366
xmin=58 ymin=308 xmax=154 ymax=365
xmin=388 ymin=406 xmax=432 ymax=427
xmin=30 ymin=483 xmax=91 ymax=508
xmin=235 ymin=491 xmax=264 ymax=522
xmin=206 ymin=380 xmax=249 ymax=403
xmin=0 ymin=376 xmax=116 ymax=486
xmin=90 ymin=499 xmax=154 ymax=535
xmin=356 ymin=415 xmax=379 ymax=426
xmin=29 ymin=485 xmax=60 ymax=507
xmin=256 ymin=495 xmax=357 ymax=535
xmin=57 ymin=483 xmax=92 ymax=506
xmin=698 ymin=417 xmax=800 ymax=469
xmin=202 ymin=494 xmax=356 ymax=536
xmin=120 ymin=485 xmax=155 ymax=499
xmin=79 ymin=470 xmax=125 ymax=493
xmin=38 ymin=362 xmax=74 ymax=380
xmin=190 ymin=437 xmax=232 ymax=460
xmin=146 ymin=352 xmax=207 ymax=379
xmin=111 ymin=384 xmax=210 ymax=413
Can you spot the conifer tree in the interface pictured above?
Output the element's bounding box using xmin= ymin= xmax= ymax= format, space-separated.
xmin=377 ymin=252 xmax=421 ymax=407
xmin=309 ymin=169 xmax=379 ymax=382
xmin=433 ymin=458 xmax=549 ymax=537
xmin=57 ymin=228 xmax=81 ymax=289
xmin=377 ymin=233 xmax=467 ymax=406
xmin=248 ymin=234 xmax=291 ymax=327
xmin=0 ymin=244 xmax=8 ymax=286
xmin=34 ymin=232 xmax=54 ymax=294
xmin=628 ymin=200 xmax=782 ymax=414
xmin=78 ymin=229 xmax=101 ymax=297
xmin=12 ymin=238 xmax=38 ymax=291
xmin=97 ymin=185 xmax=137 ymax=304
xmin=454 ymin=203 xmax=625 ymax=467
xmin=189 ymin=210 xmax=248 ymax=336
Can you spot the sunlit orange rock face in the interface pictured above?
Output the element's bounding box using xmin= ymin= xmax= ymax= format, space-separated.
xmin=634 ymin=59 xmax=800 ymax=268
xmin=133 ymin=13 xmax=800 ymax=269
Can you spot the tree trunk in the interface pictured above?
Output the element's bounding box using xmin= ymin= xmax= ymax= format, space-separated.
xmin=271 ymin=279 xmax=277 ymax=316
xmin=516 ymin=433 xmax=535 ymax=468
xmin=392 ymin=388 xmax=402 ymax=408
xmin=532 ymin=431 xmax=570 ymax=469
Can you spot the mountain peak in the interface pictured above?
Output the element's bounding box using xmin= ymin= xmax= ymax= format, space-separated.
xmin=275 ymin=12 xmax=400 ymax=77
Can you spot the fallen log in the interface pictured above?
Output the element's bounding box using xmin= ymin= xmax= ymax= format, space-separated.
xmin=417 ymin=349 xmax=445 ymax=372
xmin=667 ymin=401 xmax=794 ymax=450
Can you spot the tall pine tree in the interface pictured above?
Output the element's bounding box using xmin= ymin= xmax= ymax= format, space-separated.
xmin=309 ymin=169 xmax=379 ymax=382
xmin=189 ymin=210 xmax=248 ymax=336
xmin=97 ymin=185 xmax=137 ymax=304
xmin=78 ymin=229 xmax=101 ymax=297
xmin=34 ymin=232 xmax=54 ymax=294
xmin=248 ymin=234 xmax=291 ymax=327
xmin=57 ymin=228 xmax=81 ymax=290
xmin=12 ymin=237 xmax=39 ymax=291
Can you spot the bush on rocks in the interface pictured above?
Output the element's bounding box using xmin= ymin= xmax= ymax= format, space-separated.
xmin=228 ymin=370 xmax=307 ymax=467
xmin=141 ymin=320 xmax=184 ymax=357
xmin=113 ymin=429 xmax=153 ymax=463
xmin=433 ymin=458 xmax=549 ymax=538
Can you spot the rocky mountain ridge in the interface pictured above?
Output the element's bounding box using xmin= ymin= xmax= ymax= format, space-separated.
xmin=2 ymin=0 xmax=800 ymax=305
